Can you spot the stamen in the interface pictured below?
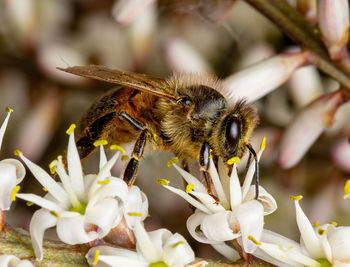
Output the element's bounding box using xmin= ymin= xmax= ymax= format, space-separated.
xmin=328 ymin=221 xmax=337 ymax=227
xmin=97 ymin=178 xmax=110 ymax=185
xmin=318 ymin=228 xmax=327 ymax=235
xmin=260 ymin=136 xmax=266 ymax=151
xmin=14 ymin=149 xmax=22 ymax=156
xmin=226 ymin=157 xmax=240 ymax=165
xmin=157 ymin=179 xmax=169 ymax=186
xmin=26 ymin=202 xmax=34 ymax=206
xmin=289 ymin=195 xmax=303 ymax=201
xmin=11 ymin=186 xmax=20 ymax=201
xmin=50 ymin=211 xmax=60 ymax=218
xmin=344 ymin=179 xmax=350 ymax=199
xmin=127 ymin=212 xmax=143 ymax=217
xmin=43 ymin=187 xmax=48 ymax=192
xmin=186 ymin=184 xmax=194 ymax=193
xmin=10 ymin=260 xmax=15 ymax=264
xmin=93 ymin=140 xmax=108 ymax=147
xmin=49 ymin=160 xmax=57 ymax=174
xmin=248 ymin=235 xmax=261 ymax=245
xmin=6 ymin=107 xmax=13 ymax=113
xmin=167 ymin=157 xmax=178 ymax=167
xmin=121 ymin=155 xmax=129 ymax=162
xmin=92 ymin=249 xmax=100 ymax=265
xmin=314 ymin=221 xmax=320 ymax=227
xmin=171 ymin=241 xmax=185 ymax=248
xmin=66 ymin=124 xmax=76 ymax=135
xmin=110 ymin=145 xmax=125 ymax=154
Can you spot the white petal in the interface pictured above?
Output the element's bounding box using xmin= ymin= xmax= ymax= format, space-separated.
xmin=241 ymin=150 xmax=262 ymax=199
xmin=19 ymin=154 xmax=68 ymax=204
xmin=56 ymin=214 xmax=99 ymax=244
xmin=0 ymin=163 xmax=17 ymax=210
xmin=29 ymin=209 xmax=58 ymax=260
xmin=294 ymin=200 xmax=324 ymax=258
xmin=16 ymin=193 xmax=63 ymax=212
xmin=134 ymin=221 xmax=160 ymax=262
xmin=211 ymin=243 xmax=240 ymax=262
xmin=162 ymin=185 xmax=211 ymax=214
xmin=236 ymin=200 xmax=264 ymax=253
xmin=190 ymin=191 xmax=225 ymax=213
xmin=124 ymin=186 xmax=148 ymax=229
xmin=201 ymin=211 xmax=239 ymax=242
xmin=99 ymin=145 xmax=108 ymax=172
xmin=67 ymin=132 xmax=85 ymax=200
xmin=229 ymin=165 xmax=242 ymax=211
xmin=147 ymin=228 xmax=172 ymax=253
xmin=328 ymin=226 xmax=350 ymax=262
xmin=209 ymin=158 xmax=229 ymax=209
xmin=16 ymin=260 xmax=36 ymax=267
xmin=173 ymin=164 xmax=206 ymax=193
xmin=186 ymin=211 xmax=222 ymax=244
xmin=162 ymin=233 xmax=195 ymax=267
xmin=0 ymin=112 xmax=11 ymax=151
xmin=243 ymin=186 xmax=277 ymax=215
xmin=1 ymin=159 xmax=26 ymax=184
xmin=85 ymin=198 xmax=122 ymax=237
xmin=89 ymin=177 xmax=128 ymax=204
xmin=0 ymin=255 xmax=35 ymax=267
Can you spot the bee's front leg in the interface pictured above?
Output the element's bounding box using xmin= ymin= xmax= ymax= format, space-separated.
xmin=199 ymin=141 xmax=219 ymax=203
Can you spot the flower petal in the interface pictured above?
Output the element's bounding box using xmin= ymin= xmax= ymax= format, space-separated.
xmin=209 ymin=158 xmax=229 ymax=209
xmin=241 ymin=150 xmax=262 ymax=199
xmin=85 ymin=198 xmax=122 ymax=238
xmin=229 ymin=164 xmax=242 ymax=211
xmin=0 ymin=111 xmax=11 ymax=151
xmin=243 ymin=185 xmax=277 ymax=215
xmin=0 ymin=163 xmax=17 ymax=210
xmin=0 ymin=255 xmax=35 ymax=267
xmin=124 ymin=186 xmax=148 ymax=229
xmin=211 ymin=243 xmax=240 ymax=262
xmin=328 ymin=226 xmax=350 ymax=262
xmin=173 ymin=164 xmax=206 ymax=193
xmin=56 ymin=214 xmax=99 ymax=244
xmin=1 ymin=159 xmax=26 ymax=184
xmin=147 ymin=228 xmax=172 ymax=253
xmin=190 ymin=191 xmax=225 ymax=213
xmin=16 ymin=193 xmax=63 ymax=212
xmin=29 ymin=209 xmax=58 ymax=260
xmin=134 ymin=221 xmax=160 ymax=263
xmin=162 ymin=233 xmax=195 ymax=267
xmin=89 ymin=177 xmax=128 ymax=205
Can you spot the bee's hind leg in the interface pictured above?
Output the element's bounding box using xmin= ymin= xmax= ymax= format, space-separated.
xmin=199 ymin=141 xmax=219 ymax=203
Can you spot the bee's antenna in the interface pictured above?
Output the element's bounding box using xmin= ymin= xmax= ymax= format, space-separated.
xmin=246 ymin=143 xmax=259 ymax=200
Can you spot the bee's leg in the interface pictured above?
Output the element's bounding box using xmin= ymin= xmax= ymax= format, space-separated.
xmin=246 ymin=143 xmax=259 ymax=199
xmin=199 ymin=141 xmax=219 ymax=203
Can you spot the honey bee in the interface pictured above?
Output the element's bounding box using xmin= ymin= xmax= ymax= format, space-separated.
xmin=59 ymin=65 xmax=259 ymax=199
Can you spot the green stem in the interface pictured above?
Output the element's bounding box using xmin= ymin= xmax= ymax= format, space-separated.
xmin=244 ymin=0 xmax=350 ymax=90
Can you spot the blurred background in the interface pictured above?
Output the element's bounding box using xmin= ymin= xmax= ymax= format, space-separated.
xmin=1 ymin=0 xmax=350 ymax=261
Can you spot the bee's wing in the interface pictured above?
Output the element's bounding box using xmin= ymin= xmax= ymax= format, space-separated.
xmin=58 ymin=65 xmax=177 ymax=100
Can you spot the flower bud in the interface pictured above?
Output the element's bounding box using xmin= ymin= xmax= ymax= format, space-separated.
xmin=318 ymin=0 xmax=350 ymax=59
xmin=331 ymin=137 xmax=350 ymax=173
xmin=164 ymin=38 xmax=212 ymax=74
xmin=278 ymin=88 xmax=349 ymax=169
xmin=223 ymin=52 xmax=308 ymax=104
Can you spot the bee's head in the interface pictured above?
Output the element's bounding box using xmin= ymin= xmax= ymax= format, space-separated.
xmin=213 ymin=101 xmax=259 ymax=162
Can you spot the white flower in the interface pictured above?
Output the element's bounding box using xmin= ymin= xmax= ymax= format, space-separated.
xmin=86 ymin=221 xmax=195 ymax=267
xmin=14 ymin=124 xmax=148 ymax=260
xmin=0 ymin=255 xmax=34 ymax=267
xmin=252 ymin=195 xmax=350 ymax=267
xmin=159 ymin=138 xmax=277 ymax=261
xmin=0 ymin=107 xmax=26 ymax=211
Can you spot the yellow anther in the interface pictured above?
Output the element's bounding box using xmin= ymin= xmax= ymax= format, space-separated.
xmin=289 ymin=195 xmax=303 ymax=201
xmin=49 ymin=160 xmax=57 ymax=174
xmin=121 ymin=155 xmax=129 ymax=162
xmin=186 ymin=184 xmax=194 ymax=193
xmin=318 ymin=228 xmax=327 ymax=236
xmin=93 ymin=140 xmax=108 ymax=147
xmin=314 ymin=221 xmax=320 ymax=227
xmin=167 ymin=157 xmax=178 ymax=167
xmin=127 ymin=212 xmax=143 ymax=217
xmin=43 ymin=187 xmax=48 ymax=192
xmin=14 ymin=149 xmax=22 ymax=156
xmin=110 ymin=145 xmax=125 ymax=154
xmin=6 ymin=107 xmax=13 ymax=113
xmin=157 ymin=179 xmax=169 ymax=186
xmin=10 ymin=260 xmax=15 ymax=264
xmin=260 ymin=136 xmax=266 ymax=151
xmin=97 ymin=178 xmax=110 ymax=185
xmin=26 ymin=202 xmax=34 ymax=206
xmin=227 ymin=157 xmax=240 ymax=165
xmin=92 ymin=250 xmax=100 ymax=265
xmin=171 ymin=241 xmax=185 ymax=248
xmin=57 ymin=155 xmax=63 ymax=160
xmin=11 ymin=186 xmax=20 ymax=201
xmin=66 ymin=124 xmax=76 ymax=135
xmin=248 ymin=235 xmax=261 ymax=245
xmin=50 ymin=211 xmax=60 ymax=218
xmin=0 ymin=225 xmax=2 ymax=231
xmin=328 ymin=221 xmax=338 ymax=227
xmin=344 ymin=180 xmax=350 ymax=199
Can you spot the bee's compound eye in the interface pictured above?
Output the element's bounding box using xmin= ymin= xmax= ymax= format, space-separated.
xmin=226 ymin=117 xmax=241 ymax=148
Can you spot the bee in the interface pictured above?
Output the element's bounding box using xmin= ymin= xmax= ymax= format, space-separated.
xmin=59 ymin=65 xmax=259 ymax=199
